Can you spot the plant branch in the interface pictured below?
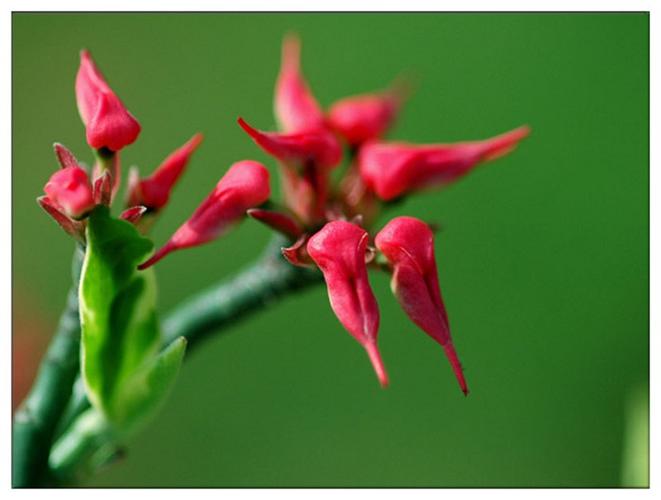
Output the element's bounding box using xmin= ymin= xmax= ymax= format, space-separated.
xmin=12 ymin=246 xmax=84 ymax=487
xmin=162 ymin=236 xmax=322 ymax=350
xmin=46 ymin=236 xmax=323 ymax=485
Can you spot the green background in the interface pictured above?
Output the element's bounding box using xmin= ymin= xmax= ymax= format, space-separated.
xmin=12 ymin=13 xmax=648 ymax=487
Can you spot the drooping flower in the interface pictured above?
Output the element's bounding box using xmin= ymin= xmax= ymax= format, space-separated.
xmin=327 ymin=81 xmax=408 ymax=146
xmin=307 ymin=221 xmax=388 ymax=387
xmin=43 ymin=166 xmax=95 ymax=220
xmin=127 ymin=133 xmax=204 ymax=211
xmin=359 ymin=126 xmax=530 ymax=200
xmin=375 ymin=216 xmax=467 ymax=394
xmin=139 ymin=160 xmax=270 ymax=269
xmin=274 ymin=34 xmax=325 ymax=133
xmin=75 ymin=50 xmax=141 ymax=152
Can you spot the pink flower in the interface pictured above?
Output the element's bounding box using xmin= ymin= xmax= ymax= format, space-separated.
xmin=139 ymin=160 xmax=270 ymax=269
xmin=307 ymin=221 xmax=388 ymax=387
xmin=327 ymin=82 xmax=407 ymax=146
xmin=43 ymin=166 xmax=95 ymax=220
xmin=359 ymin=126 xmax=530 ymax=200
xmin=76 ymin=50 xmax=141 ymax=152
xmin=375 ymin=216 xmax=467 ymax=395
xmin=127 ymin=133 xmax=204 ymax=211
xmin=238 ymin=117 xmax=341 ymax=170
xmin=274 ymin=34 xmax=325 ymax=133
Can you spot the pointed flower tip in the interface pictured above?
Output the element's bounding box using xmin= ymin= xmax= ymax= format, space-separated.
xmin=138 ymin=243 xmax=174 ymax=270
xmin=237 ymin=117 xmax=259 ymax=139
xmin=120 ymin=205 xmax=147 ymax=224
xmin=53 ymin=143 xmax=80 ymax=170
xmin=133 ymin=132 xmax=205 ymax=210
xmin=389 ymin=73 xmax=416 ymax=103
xmin=282 ymin=33 xmax=301 ymax=70
xmin=365 ymin=342 xmax=389 ymax=388
xmin=481 ymin=125 xmax=531 ymax=161
xmin=442 ymin=342 xmax=469 ymax=397
xmin=189 ymin=132 xmax=205 ymax=149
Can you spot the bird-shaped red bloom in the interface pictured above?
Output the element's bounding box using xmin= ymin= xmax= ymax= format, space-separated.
xmin=75 ymin=50 xmax=141 ymax=152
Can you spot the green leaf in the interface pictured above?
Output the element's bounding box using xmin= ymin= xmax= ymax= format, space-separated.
xmin=79 ymin=206 xmax=185 ymax=434
xmin=114 ymin=337 xmax=187 ymax=434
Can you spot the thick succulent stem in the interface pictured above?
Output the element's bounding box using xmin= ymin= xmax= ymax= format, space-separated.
xmin=12 ymin=246 xmax=84 ymax=487
xmin=162 ymin=236 xmax=322 ymax=349
xmin=15 ymin=236 xmax=322 ymax=486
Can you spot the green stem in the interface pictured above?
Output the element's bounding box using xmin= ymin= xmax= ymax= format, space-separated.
xmin=12 ymin=246 xmax=84 ymax=487
xmin=162 ymin=236 xmax=322 ymax=349
xmin=47 ymin=236 xmax=323 ymax=485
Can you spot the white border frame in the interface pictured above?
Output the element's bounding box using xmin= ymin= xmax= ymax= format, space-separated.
xmin=2 ymin=2 xmax=655 ymax=498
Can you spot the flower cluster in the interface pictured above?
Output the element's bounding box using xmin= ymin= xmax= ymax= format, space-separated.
xmin=40 ymin=36 xmax=529 ymax=394
xmin=39 ymin=50 xmax=206 ymax=242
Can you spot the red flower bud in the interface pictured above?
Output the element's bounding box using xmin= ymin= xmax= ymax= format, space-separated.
xmin=76 ymin=50 xmax=141 ymax=152
xmin=281 ymin=234 xmax=314 ymax=268
xmin=120 ymin=205 xmax=147 ymax=225
xmin=375 ymin=216 xmax=467 ymax=395
xmin=43 ymin=166 xmax=95 ymax=220
xmin=327 ymin=82 xmax=407 ymax=146
xmin=275 ymin=34 xmax=325 ymax=133
xmin=54 ymin=143 xmax=81 ymax=170
xmin=238 ymin=117 xmax=341 ymax=170
xmin=139 ymin=161 xmax=270 ymax=269
xmin=307 ymin=221 xmax=388 ymax=387
xmin=37 ymin=196 xmax=86 ymax=243
xmin=127 ymin=133 xmax=203 ymax=210
xmin=247 ymin=208 xmax=303 ymax=239
xmin=92 ymin=170 xmax=112 ymax=206
xmin=359 ymin=126 xmax=530 ymax=200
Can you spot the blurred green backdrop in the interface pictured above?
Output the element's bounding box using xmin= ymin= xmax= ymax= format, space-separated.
xmin=12 ymin=13 xmax=648 ymax=487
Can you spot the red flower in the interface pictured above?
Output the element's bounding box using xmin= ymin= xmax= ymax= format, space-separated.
xmin=238 ymin=117 xmax=341 ymax=223
xmin=359 ymin=126 xmax=530 ymax=200
xmin=43 ymin=166 xmax=95 ymax=220
xmin=327 ymin=82 xmax=407 ymax=146
xmin=76 ymin=50 xmax=141 ymax=152
xmin=375 ymin=216 xmax=467 ymax=395
xmin=139 ymin=160 xmax=270 ymax=269
xmin=274 ymin=34 xmax=325 ymax=133
xmin=307 ymin=221 xmax=388 ymax=387
xmin=238 ymin=117 xmax=341 ymax=170
xmin=127 ymin=133 xmax=204 ymax=211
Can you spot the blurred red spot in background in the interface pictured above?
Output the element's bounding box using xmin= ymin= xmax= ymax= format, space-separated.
xmin=13 ymin=290 xmax=49 ymax=412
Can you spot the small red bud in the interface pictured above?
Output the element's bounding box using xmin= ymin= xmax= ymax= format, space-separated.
xmin=139 ymin=161 xmax=270 ymax=269
xmin=76 ymin=50 xmax=141 ymax=152
xmin=44 ymin=166 xmax=95 ymax=220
